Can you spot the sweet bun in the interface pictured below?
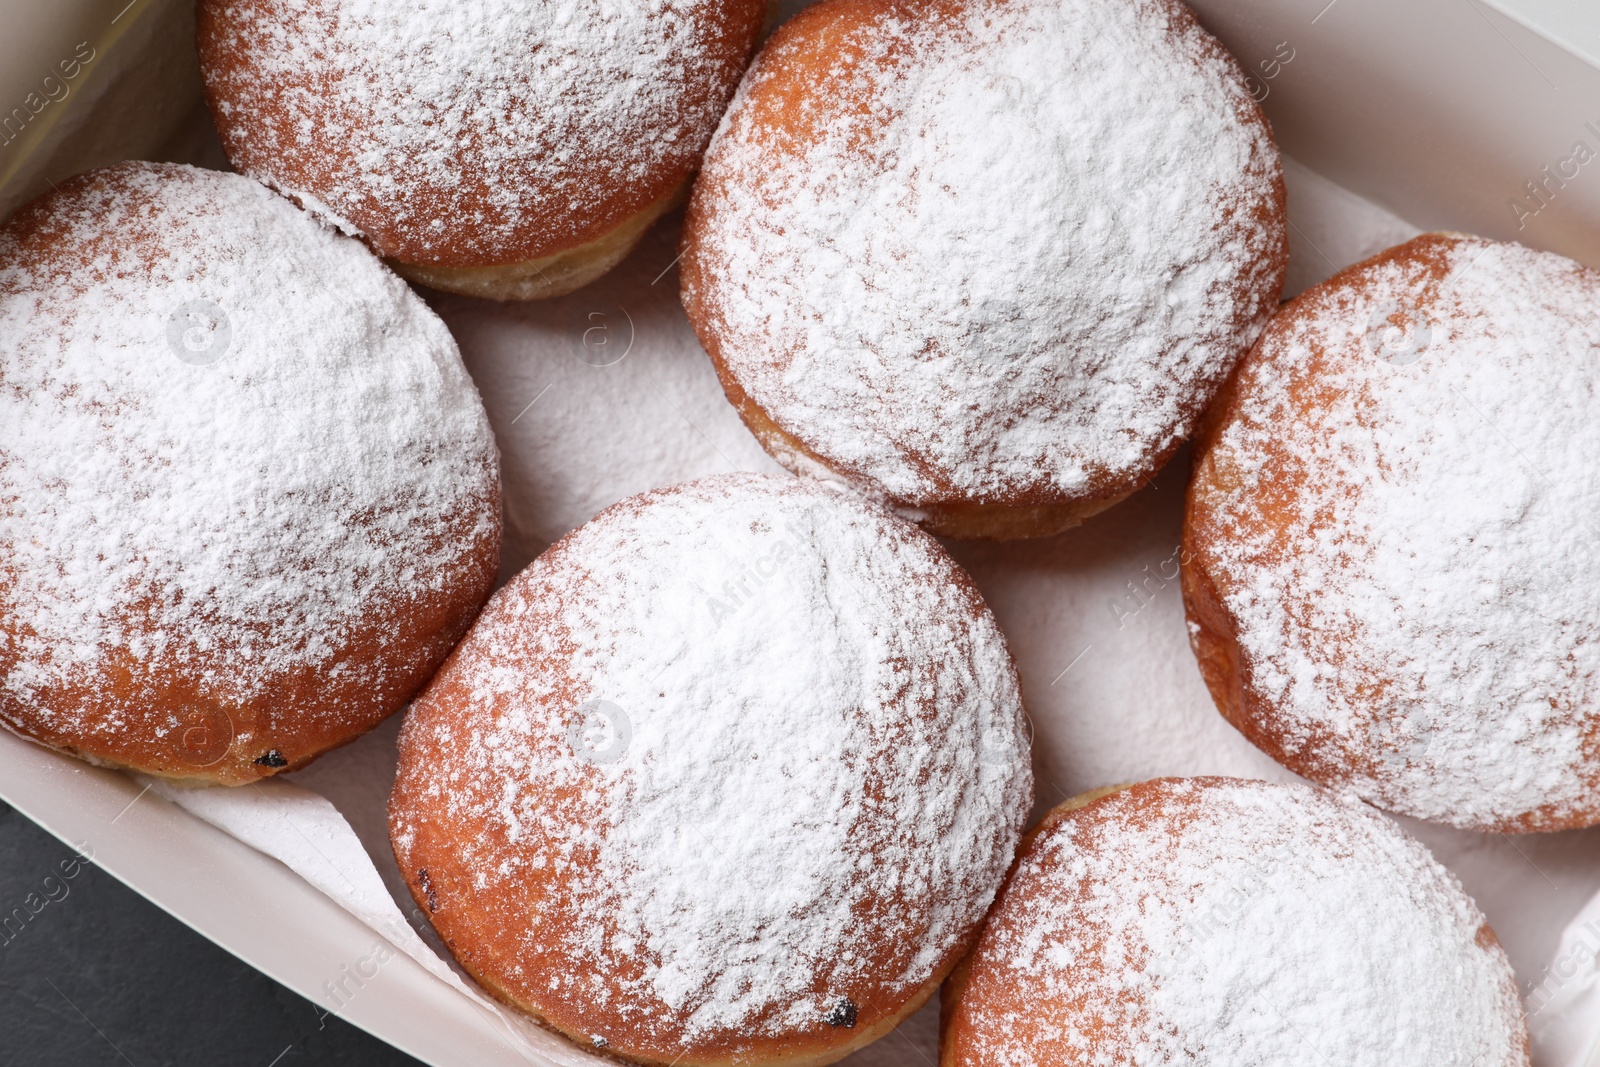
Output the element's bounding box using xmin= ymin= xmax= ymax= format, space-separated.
xmin=197 ymin=0 xmax=769 ymax=300
xmin=0 ymin=161 xmax=500 ymax=785
xmin=681 ymin=0 xmax=1287 ymax=539
xmin=389 ymin=473 xmax=1032 ymax=1067
xmin=941 ymin=777 xmax=1530 ymax=1066
xmin=1184 ymin=232 xmax=1600 ymax=832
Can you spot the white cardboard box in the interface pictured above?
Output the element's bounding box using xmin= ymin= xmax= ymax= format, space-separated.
xmin=3 ymin=1 xmax=1600 ymax=1064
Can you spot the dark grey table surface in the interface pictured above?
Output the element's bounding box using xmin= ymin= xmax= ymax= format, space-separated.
xmin=0 ymin=800 xmax=422 ymax=1066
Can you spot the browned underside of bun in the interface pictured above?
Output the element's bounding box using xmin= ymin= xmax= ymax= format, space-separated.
xmin=702 ymin=353 xmax=1154 ymax=541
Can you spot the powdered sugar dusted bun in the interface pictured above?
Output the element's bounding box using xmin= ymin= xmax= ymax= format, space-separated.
xmin=0 ymin=162 xmax=500 ymax=786
xmin=941 ymin=777 xmax=1530 ymax=1067
xmin=197 ymin=0 xmax=768 ymax=300
xmin=390 ymin=473 xmax=1032 ymax=1067
xmin=681 ymin=0 xmax=1287 ymax=540
xmin=1184 ymin=233 xmax=1600 ymax=833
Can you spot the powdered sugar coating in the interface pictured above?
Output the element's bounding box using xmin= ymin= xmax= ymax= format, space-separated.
xmin=1185 ymin=234 xmax=1600 ymax=832
xmin=946 ymin=778 xmax=1528 ymax=1066
xmin=198 ymin=0 xmax=766 ymax=265
xmin=0 ymin=162 xmax=499 ymax=777
xmin=391 ymin=473 xmax=1031 ymax=1059
xmin=683 ymin=0 xmax=1285 ymax=510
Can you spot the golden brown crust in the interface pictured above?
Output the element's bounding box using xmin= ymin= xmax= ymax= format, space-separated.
xmin=0 ymin=163 xmax=502 ymax=785
xmin=196 ymin=0 xmax=767 ymax=278
xmin=390 ymin=474 xmax=1031 ymax=1066
xmin=395 ymin=790 xmax=953 ymax=1067
xmin=937 ymin=783 xmax=1138 ymax=1063
xmin=681 ymin=0 xmax=1288 ymax=540
xmin=390 ymin=185 xmax=684 ymax=301
xmin=0 ymin=539 xmax=495 ymax=785
xmin=710 ymin=367 xmax=1143 ymax=540
xmin=392 ymin=646 xmax=974 ymax=1067
xmin=938 ymin=782 xmax=1140 ymax=1067
xmin=939 ymin=777 xmax=1532 ymax=1066
xmin=1181 ymin=237 xmax=1452 ymax=805
xmin=1182 ymin=232 xmax=1600 ymax=833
